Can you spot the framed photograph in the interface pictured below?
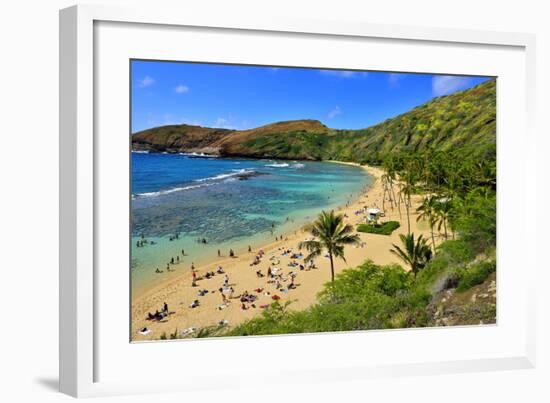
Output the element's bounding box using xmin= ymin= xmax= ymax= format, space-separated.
xmin=60 ymin=4 xmax=537 ymax=397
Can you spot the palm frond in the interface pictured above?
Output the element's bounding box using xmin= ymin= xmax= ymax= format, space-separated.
xmin=390 ymin=244 xmax=412 ymax=266
xmin=332 ymin=244 xmax=347 ymax=262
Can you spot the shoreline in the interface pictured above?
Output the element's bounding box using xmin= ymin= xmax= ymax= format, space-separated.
xmin=130 ymin=160 xmax=371 ymax=299
xmin=131 ymin=163 xmax=432 ymax=341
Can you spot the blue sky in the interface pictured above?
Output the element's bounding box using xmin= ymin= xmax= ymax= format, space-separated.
xmin=131 ymin=60 xmax=491 ymax=133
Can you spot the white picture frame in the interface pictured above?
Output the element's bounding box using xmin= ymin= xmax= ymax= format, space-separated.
xmin=59 ymin=4 xmax=537 ymax=398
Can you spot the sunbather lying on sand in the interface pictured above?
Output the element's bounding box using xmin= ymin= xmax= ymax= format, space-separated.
xmin=146 ymin=310 xmax=167 ymax=321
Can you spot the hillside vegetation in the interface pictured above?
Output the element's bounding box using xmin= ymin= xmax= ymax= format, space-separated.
xmin=132 ymin=79 xmax=496 ymax=163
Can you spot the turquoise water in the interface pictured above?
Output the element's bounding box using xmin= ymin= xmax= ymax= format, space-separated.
xmin=131 ymin=153 xmax=371 ymax=294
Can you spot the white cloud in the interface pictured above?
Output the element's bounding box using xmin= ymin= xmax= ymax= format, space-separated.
xmin=432 ymin=75 xmax=473 ymax=96
xmin=214 ymin=117 xmax=238 ymax=130
xmin=174 ymin=84 xmax=190 ymax=94
xmin=320 ymin=70 xmax=368 ymax=79
xmin=388 ymin=73 xmax=404 ymax=88
xmin=328 ymin=106 xmax=341 ymax=119
xmin=137 ymin=76 xmax=155 ymax=88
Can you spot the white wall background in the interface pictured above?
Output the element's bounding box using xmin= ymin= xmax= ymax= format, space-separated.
xmin=1 ymin=0 xmax=548 ymax=402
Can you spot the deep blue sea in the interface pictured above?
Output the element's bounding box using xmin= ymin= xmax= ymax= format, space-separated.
xmin=131 ymin=152 xmax=371 ymax=293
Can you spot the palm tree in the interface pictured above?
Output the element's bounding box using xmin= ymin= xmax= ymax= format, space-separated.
xmin=382 ymin=156 xmax=399 ymax=213
xmin=433 ymin=198 xmax=452 ymax=240
xmin=390 ymin=233 xmax=432 ymax=277
xmin=299 ymin=210 xmax=360 ymax=282
xmin=381 ymin=174 xmax=389 ymax=212
xmin=399 ymin=179 xmax=415 ymax=234
xmin=416 ymin=195 xmax=437 ymax=252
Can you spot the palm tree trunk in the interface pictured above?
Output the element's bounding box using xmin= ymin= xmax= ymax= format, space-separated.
xmin=443 ymin=219 xmax=448 ymax=240
xmin=405 ymin=196 xmax=411 ymax=234
xmin=430 ymin=225 xmax=436 ymax=253
xmin=329 ymin=251 xmax=335 ymax=282
xmin=389 ymin=181 xmax=396 ymax=210
xmin=396 ymin=190 xmax=402 ymax=219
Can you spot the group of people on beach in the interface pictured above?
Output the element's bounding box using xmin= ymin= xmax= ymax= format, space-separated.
xmin=151 ymin=243 xmax=240 ymax=276
xmin=138 ymin=227 xmax=340 ymax=338
xmin=249 ymin=249 xmax=265 ymax=266
xmin=146 ymin=301 xmax=169 ymax=322
xmin=154 ymin=241 xmax=314 ymax=322
xmin=138 ymin=211 xmax=342 ymax=338
xmin=135 ymin=232 xmax=158 ymax=248
xmin=154 ymin=251 xmax=183 ymax=274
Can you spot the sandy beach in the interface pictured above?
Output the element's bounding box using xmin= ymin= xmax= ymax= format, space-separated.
xmin=131 ymin=163 xmax=434 ymax=341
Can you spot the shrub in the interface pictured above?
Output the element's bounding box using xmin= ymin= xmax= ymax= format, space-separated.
xmin=451 ymin=193 xmax=496 ymax=252
xmin=456 ymin=260 xmax=496 ymax=292
xmin=357 ymin=221 xmax=400 ymax=235
xmin=413 ymin=239 xmax=473 ymax=294
xmin=437 ymin=239 xmax=475 ymax=265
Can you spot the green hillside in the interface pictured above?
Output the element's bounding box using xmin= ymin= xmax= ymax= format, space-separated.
xmin=132 ymin=79 xmax=496 ymax=164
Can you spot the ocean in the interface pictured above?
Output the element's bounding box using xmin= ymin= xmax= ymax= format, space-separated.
xmin=131 ymin=152 xmax=371 ymax=294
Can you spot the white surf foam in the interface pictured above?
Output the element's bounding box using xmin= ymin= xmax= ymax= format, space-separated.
xmin=265 ymin=163 xmax=289 ymax=168
xmin=134 ymin=183 xmax=215 ymax=198
xmin=194 ymin=169 xmax=254 ymax=182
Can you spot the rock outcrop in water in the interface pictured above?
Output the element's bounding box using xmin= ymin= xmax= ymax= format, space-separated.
xmin=235 ymin=170 xmax=265 ymax=180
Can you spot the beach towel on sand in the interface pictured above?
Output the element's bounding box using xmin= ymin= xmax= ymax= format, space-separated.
xmin=180 ymin=327 xmax=196 ymax=336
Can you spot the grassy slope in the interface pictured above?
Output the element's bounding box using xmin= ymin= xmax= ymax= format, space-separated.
xmin=132 ymin=124 xmax=233 ymax=153
xmin=131 ymin=79 xmax=496 ymax=162
xmin=328 ymin=78 xmax=496 ymax=163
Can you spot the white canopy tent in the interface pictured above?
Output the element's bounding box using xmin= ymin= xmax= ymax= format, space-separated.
xmin=366 ymin=208 xmax=381 ymax=223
